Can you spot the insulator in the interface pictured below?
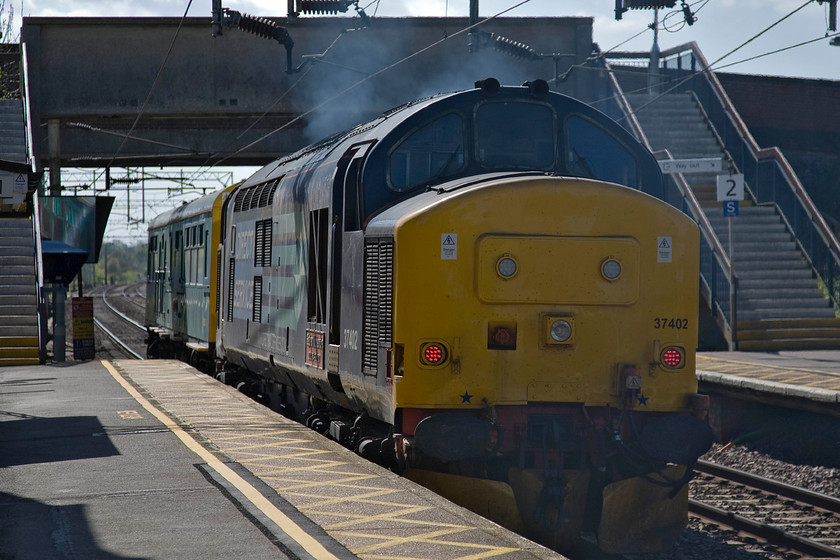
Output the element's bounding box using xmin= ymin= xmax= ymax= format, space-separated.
xmin=298 ymin=0 xmax=350 ymax=15
xmin=236 ymin=13 xmax=281 ymax=40
xmin=492 ymin=35 xmax=539 ymax=61
xmin=622 ymin=0 xmax=676 ymax=8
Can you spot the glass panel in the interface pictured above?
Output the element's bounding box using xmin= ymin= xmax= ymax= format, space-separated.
xmin=389 ymin=113 xmax=464 ymax=191
xmin=476 ymin=102 xmax=555 ymax=169
xmin=566 ymin=116 xmax=637 ymax=188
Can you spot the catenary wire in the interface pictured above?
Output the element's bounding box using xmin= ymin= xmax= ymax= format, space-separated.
xmin=196 ymin=0 xmax=533 ymax=171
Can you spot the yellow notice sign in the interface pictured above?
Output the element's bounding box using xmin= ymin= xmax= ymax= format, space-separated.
xmin=72 ymin=297 xmax=95 ymax=360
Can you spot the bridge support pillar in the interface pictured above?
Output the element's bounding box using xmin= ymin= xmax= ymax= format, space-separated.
xmin=48 ymin=119 xmax=62 ymax=196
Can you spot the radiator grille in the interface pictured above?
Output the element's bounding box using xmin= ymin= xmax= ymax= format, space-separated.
xmin=253 ymin=275 xmax=263 ymax=323
xmin=215 ymin=251 xmax=222 ymax=327
xmin=227 ymin=258 xmax=235 ymax=322
xmin=362 ymin=240 xmax=393 ymax=375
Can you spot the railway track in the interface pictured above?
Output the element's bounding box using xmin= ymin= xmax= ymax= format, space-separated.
xmin=89 ymin=283 xmax=147 ymax=360
xmin=690 ymin=459 xmax=840 ymax=558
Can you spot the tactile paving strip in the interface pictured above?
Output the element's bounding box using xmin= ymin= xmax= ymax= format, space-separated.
xmin=114 ymin=359 xmax=562 ymax=560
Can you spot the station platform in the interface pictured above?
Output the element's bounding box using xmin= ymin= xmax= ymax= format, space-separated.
xmin=697 ymin=350 xmax=840 ymax=412
xmin=0 ymin=359 xmax=564 ymax=560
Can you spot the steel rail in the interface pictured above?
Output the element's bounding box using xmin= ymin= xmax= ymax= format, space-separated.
xmin=692 ymin=459 xmax=840 ymax=558
xmin=102 ymin=285 xmax=146 ymax=331
xmin=688 ymin=499 xmax=840 ymax=559
xmin=696 ymin=459 xmax=840 ymax=514
xmin=94 ymin=317 xmax=145 ymax=360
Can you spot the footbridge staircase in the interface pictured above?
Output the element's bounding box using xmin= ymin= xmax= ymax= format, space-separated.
xmin=0 ymin=44 xmax=45 ymax=365
xmin=601 ymin=43 xmax=840 ymax=351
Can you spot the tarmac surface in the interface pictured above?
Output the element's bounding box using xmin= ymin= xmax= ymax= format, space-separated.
xmin=0 ymin=359 xmax=563 ymax=560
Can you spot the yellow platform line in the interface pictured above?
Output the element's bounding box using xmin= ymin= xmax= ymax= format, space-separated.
xmin=102 ymin=360 xmax=342 ymax=560
xmin=344 ymin=527 xmax=519 ymax=558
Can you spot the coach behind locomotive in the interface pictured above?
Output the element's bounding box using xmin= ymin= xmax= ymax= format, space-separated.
xmin=147 ymin=78 xmax=713 ymax=556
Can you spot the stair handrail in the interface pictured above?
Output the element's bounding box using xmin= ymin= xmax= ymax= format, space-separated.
xmin=31 ymin=189 xmax=46 ymax=364
xmin=657 ymin=42 xmax=840 ymax=310
xmin=599 ymin=53 xmax=654 ymax=152
xmin=21 ymin=43 xmax=38 ymax=177
xmin=598 ymin=51 xmax=737 ymax=347
xmin=19 ymin=43 xmax=47 ymax=363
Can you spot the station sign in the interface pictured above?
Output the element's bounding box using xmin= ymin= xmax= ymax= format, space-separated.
xmin=716 ymin=174 xmax=745 ymax=202
xmin=723 ymin=200 xmax=739 ymax=217
xmin=0 ymin=170 xmax=26 ymax=198
xmin=72 ymin=297 xmax=95 ymax=360
xmin=658 ymin=158 xmax=723 ymax=174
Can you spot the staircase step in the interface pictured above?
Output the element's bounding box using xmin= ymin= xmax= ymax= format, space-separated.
xmin=0 ymin=324 xmax=38 ymax=337
xmin=738 ymin=326 xmax=840 ymax=341
xmin=739 ymin=296 xmax=831 ymax=309
xmin=738 ymin=338 xmax=840 ymax=351
xmin=738 ymin=317 xmax=840 ymax=330
xmin=0 ymin=274 xmax=38 ymax=286
xmin=740 ymin=288 xmax=828 ymax=300
xmin=734 ymin=260 xmax=810 ymax=273
xmin=739 ymin=277 xmax=821 ymax=290
xmin=737 ymin=308 xmax=837 ymax=321
xmin=0 ymin=346 xmax=39 ymax=359
xmin=0 ymin=286 xmax=37 ymax=300
xmin=0 ymin=336 xmax=39 ymax=348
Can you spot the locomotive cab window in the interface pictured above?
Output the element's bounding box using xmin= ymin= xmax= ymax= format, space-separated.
xmin=476 ymin=102 xmax=555 ymax=170
xmin=565 ymin=115 xmax=637 ymax=188
xmin=388 ymin=112 xmax=465 ymax=191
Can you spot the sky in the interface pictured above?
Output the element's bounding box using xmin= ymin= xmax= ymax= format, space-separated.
xmin=4 ymin=0 xmax=838 ymax=241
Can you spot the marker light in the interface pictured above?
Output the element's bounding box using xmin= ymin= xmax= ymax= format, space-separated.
xmin=496 ymin=256 xmax=518 ymax=278
xmin=420 ymin=341 xmax=449 ymax=366
xmin=661 ymin=346 xmax=685 ymax=369
xmin=601 ymin=258 xmax=622 ymax=280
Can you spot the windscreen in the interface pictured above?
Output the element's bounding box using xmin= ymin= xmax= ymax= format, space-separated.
xmin=475 ymin=102 xmax=556 ymax=170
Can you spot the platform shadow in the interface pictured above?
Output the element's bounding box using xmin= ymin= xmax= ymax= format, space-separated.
xmin=0 ymin=415 xmax=119 ymax=467
xmin=0 ymin=493 xmax=147 ymax=559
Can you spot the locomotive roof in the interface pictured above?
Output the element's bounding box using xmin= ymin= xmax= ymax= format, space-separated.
xmin=147 ymin=186 xmax=231 ymax=231
xmin=242 ymin=80 xmax=661 ymax=194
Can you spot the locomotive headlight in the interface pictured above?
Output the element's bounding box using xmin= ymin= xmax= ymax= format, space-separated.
xmin=601 ymin=258 xmax=622 ymax=281
xmin=496 ymin=256 xmax=518 ymax=279
xmin=545 ymin=316 xmax=574 ymax=345
xmin=550 ymin=320 xmax=572 ymax=342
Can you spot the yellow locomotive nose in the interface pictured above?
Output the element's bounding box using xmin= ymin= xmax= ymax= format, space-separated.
xmin=391 ymin=175 xmax=698 ymax=414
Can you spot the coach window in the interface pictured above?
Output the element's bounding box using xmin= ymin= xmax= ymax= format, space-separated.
xmin=565 ymin=115 xmax=637 ymax=188
xmin=388 ymin=112 xmax=464 ymax=191
xmin=199 ymin=225 xmax=207 ymax=282
xmin=476 ymin=102 xmax=555 ymax=170
xmin=186 ymin=226 xmax=193 ymax=284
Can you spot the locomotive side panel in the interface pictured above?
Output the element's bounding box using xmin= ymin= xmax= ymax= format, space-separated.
xmin=217 ymin=160 xmax=366 ymax=412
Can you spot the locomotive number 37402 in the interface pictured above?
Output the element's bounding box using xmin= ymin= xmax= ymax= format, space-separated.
xmin=653 ymin=317 xmax=689 ymax=330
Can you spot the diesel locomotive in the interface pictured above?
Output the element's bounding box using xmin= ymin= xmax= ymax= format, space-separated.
xmin=146 ymin=79 xmax=713 ymax=555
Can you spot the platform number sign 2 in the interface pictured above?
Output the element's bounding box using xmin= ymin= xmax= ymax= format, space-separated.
xmin=717 ymin=174 xmax=744 ymax=218
xmin=716 ymin=174 xmax=744 ymax=202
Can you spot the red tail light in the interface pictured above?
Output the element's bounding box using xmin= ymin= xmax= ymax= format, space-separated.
xmin=660 ymin=346 xmax=685 ymax=368
xmin=420 ymin=341 xmax=449 ymax=366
